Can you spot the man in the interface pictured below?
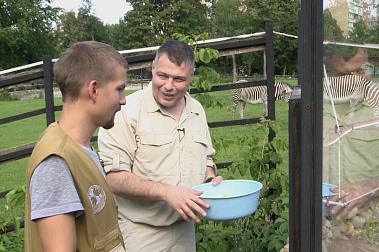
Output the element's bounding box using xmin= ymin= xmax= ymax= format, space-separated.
xmin=98 ymin=40 xmax=222 ymax=251
xmin=24 ymin=41 xmax=128 ymax=251
xmin=323 ymin=46 xmax=379 ymax=221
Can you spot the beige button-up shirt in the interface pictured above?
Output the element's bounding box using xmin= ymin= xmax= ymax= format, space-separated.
xmin=98 ymin=83 xmax=216 ymax=226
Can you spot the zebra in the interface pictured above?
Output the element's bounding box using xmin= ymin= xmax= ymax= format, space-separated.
xmin=323 ymin=75 xmax=379 ymax=122
xmin=231 ymin=80 xmax=293 ymax=119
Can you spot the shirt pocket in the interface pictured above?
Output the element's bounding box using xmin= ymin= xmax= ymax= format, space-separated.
xmin=137 ymin=135 xmax=174 ymax=174
xmin=192 ymin=134 xmax=209 ymax=147
xmin=189 ymin=134 xmax=209 ymax=175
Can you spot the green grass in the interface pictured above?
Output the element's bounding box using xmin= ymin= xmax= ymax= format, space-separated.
xmin=0 ymin=98 xmax=65 ymax=191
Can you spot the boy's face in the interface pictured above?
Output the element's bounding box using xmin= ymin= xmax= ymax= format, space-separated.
xmin=97 ymin=65 xmax=126 ymax=129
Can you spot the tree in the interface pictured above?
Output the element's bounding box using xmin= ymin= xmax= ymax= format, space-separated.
xmin=77 ymin=0 xmax=108 ymax=42
xmin=0 ymin=0 xmax=61 ymax=69
xmin=106 ymin=21 xmax=129 ymax=51
xmin=211 ymin=0 xmax=250 ymax=37
xmin=323 ymin=9 xmax=344 ymax=42
xmin=56 ymin=0 xmax=108 ymax=50
xmin=348 ymin=18 xmax=367 ymax=43
xmin=120 ymin=0 xmax=157 ymax=48
xmin=122 ymin=0 xmax=211 ymax=48
xmin=271 ymin=0 xmax=300 ymax=76
xmin=57 ymin=11 xmax=83 ymax=49
xmin=323 ymin=8 xmax=345 ymax=58
xmin=209 ymin=0 xmax=300 ymax=76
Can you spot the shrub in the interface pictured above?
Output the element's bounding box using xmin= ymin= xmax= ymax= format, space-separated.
xmin=0 ymin=186 xmax=25 ymax=251
xmin=0 ymin=91 xmax=19 ymax=101
xmin=196 ymin=119 xmax=289 ymax=252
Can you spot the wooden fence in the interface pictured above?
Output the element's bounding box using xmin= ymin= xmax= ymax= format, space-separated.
xmin=0 ymin=23 xmax=276 ymax=233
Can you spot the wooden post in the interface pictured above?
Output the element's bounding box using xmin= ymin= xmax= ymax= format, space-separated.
xmin=232 ymin=54 xmax=237 ymax=82
xmin=289 ymin=1 xmax=324 ymax=251
xmin=43 ymin=55 xmax=55 ymax=126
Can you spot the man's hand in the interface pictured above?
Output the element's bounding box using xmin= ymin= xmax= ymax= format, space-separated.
xmin=163 ymin=185 xmax=210 ymax=223
xmin=163 ymin=176 xmax=223 ymax=223
xmin=327 ymin=181 xmax=378 ymax=220
xmin=205 ymin=175 xmax=223 ymax=185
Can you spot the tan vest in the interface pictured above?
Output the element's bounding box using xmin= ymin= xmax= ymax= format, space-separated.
xmin=24 ymin=122 xmax=125 ymax=251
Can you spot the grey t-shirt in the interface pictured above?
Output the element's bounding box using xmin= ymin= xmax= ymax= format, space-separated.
xmin=30 ymin=145 xmax=105 ymax=221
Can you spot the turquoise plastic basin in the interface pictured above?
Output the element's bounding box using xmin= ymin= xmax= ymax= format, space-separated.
xmin=192 ymin=179 xmax=262 ymax=221
xmin=322 ymin=182 xmax=337 ymax=216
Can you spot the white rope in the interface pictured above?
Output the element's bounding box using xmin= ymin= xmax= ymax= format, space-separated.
xmin=323 ymin=119 xmax=379 ymax=147
xmin=323 ymin=64 xmax=344 ymax=196
xmin=337 ymin=136 xmax=342 ymax=199
xmin=345 ymin=187 xmax=379 ymax=205
xmin=0 ymin=61 xmax=43 ymax=75
xmin=273 ymin=31 xmax=298 ymax=39
xmin=323 ymin=40 xmax=379 ymax=49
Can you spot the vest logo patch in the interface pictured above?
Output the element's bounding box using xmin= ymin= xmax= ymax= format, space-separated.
xmin=88 ymin=185 xmax=106 ymax=214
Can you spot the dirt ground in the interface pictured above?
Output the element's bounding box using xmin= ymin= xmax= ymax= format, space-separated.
xmin=326 ymin=236 xmax=378 ymax=252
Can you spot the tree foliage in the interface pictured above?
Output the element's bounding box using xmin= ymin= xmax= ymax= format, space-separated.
xmin=56 ymin=0 xmax=107 ymax=51
xmin=121 ymin=0 xmax=211 ymax=48
xmin=210 ymin=0 xmax=300 ymax=76
xmin=0 ymin=0 xmax=61 ymax=69
xmin=211 ymin=0 xmax=249 ymax=37
xmin=324 ymin=9 xmax=344 ymax=42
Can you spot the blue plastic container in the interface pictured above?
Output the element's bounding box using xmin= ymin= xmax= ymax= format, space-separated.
xmin=322 ymin=182 xmax=337 ymax=216
xmin=192 ymin=179 xmax=263 ymax=221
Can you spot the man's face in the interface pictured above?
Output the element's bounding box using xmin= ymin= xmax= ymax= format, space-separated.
xmin=151 ymin=53 xmax=193 ymax=109
xmin=338 ymin=49 xmax=369 ymax=77
xmin=97 ymin=65 xmax=126 ymax=129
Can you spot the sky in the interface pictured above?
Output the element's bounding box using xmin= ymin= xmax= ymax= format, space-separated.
xmin=50 ymin=0 xmax=132 ymax=24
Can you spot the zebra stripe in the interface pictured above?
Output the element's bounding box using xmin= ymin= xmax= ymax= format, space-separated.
xmin=323 ymin=75 xmax=379 ymax=120
xmin=232 ymin=80 xmax=293 ymax=119
xmin=364 ymin=81 xmax=379 ymax=118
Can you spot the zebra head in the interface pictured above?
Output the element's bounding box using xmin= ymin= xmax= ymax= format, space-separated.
xmin=275 ymin=82 xmax=293 ymax=102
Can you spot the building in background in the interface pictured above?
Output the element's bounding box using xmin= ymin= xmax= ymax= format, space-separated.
xmin=326 ymin=0 xmax=379 ymax=36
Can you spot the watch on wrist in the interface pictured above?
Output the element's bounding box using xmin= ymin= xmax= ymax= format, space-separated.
xmin=204 ymin=177 xmax=214 ymax=183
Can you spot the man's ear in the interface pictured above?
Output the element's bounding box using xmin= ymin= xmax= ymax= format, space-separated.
xmin=88 ymin=80 xmax=98 ymax=102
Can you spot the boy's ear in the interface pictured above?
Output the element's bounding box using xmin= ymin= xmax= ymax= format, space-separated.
xmin=87 ymin=80 xmax=98 ymax=102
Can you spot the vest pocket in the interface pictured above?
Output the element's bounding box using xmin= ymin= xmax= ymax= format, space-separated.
xmin=94 ymin=224 xmax=124 ymax=251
